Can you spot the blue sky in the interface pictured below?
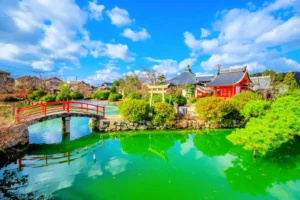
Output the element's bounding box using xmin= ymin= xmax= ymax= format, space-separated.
xmin=0 ymin=0 xmax=299 ymax=85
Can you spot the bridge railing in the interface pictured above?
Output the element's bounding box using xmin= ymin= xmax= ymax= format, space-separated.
xmin=16 ymin=101 xmax=105 ymax=123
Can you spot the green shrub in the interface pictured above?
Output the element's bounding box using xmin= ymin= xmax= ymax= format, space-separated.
xmin=229 ymin=92 xmax=262 ymax=112
xmin=227 ymin=89 xmax=300 ymax=155
xmin=41 ymin=94 xmax=56 ymax=102
xmin=165 ymin=94 xmax=187 ymax=106
xmin=108 ymin=93 xmax=122 ymax=102
xmin=127 ymin=92 xmax=142 ymax=100
xmin=70 ymin=90 xmax=84 ymax=100
xmin=241 ymin=100 xmax=271 ymax=120
xmin=195 ymin=97 xmax=237 ymax=125
xmin=27 ymin=89 xmax=47 ymax=101
xmin=189 ymin=96 xmax=197 ymax=104
xmin=110 ymin=86 xmax=117 ymax=93
xmin=152 ymin=102 xmax=176 ymax=126
xmin=118 ymin=99 xmax=150 ymax=122
xmin=91 ymin=90 xmax=111 ymax=100
xmin=56 ymin=83 xmax=71 ymax=101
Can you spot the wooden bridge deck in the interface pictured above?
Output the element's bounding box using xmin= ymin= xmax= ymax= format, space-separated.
xmin=16 ymin=101 xmax=105 ymax=124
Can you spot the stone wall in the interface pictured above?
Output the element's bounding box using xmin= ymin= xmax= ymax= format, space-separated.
xmin=89 ymin=118 xmax=244 ymax=132
xmin=6 ymin=124 xmax=29 ymax=148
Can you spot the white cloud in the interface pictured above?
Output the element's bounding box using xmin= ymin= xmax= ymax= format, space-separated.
xmin=255 ymin=16 xmax=300 ymax=47
xmin=106 ymin=7 xmax=132 ymax=27
xmin=201 ymin=28 xmax=210 ymax=38
xmin=185 ymin=0 xmax=300 ymax=72
xmin=31 ymin=60 xmax=53 ymax=71
xmin=146 ymin=57 xmax=197 ymax=77
xmin=85 ymin=64 xmax=122 ymax=84
xmin=179 ymin=58 xmax=197 ymax=69
xmin=104 ymin=44 xmax=135 ymax=61
xmin=0 ymin=43 xmax=20 ymax=61
xmin=0 ymin=0 xmax=135 ymax=73
xmin=121 ymin=28 xmax=151 ymax=41
xmin=88 ymin=0 xmax=105 ymax=20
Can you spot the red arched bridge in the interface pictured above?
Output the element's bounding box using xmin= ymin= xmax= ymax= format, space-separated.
xmin=16 ymin=101 xmax=105 ymax=125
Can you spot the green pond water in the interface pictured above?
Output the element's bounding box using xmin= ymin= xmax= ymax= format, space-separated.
xmin=1 ymin=117 xmax=300 ymax=200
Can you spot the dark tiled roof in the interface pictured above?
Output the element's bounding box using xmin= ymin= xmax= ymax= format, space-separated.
xmin=101 ymin=82 xmax=112 ymax=87
xmin=166 ymin=72 xmax=199 ymax=85
xmin=207 ymin=67 xmax=249 ymax=86
xmin=196 ymin=75 xmax=215 ymax=83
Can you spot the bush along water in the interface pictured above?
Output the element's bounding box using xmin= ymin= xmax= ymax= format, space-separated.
xmin=118 ymin=99 xmax=150 ymax=122
xmin=227 ymin=90 xmax=300 ymax=157
xmin=108 ymin=93 xmax=122 ymax=102
xmin=151 ymin=102 xmax=176 ymax=127
xmin=91 ymin=90 xmax=111 ymax=100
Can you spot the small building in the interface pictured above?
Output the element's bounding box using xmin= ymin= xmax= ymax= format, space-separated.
xmin=68 ymin=80 xmax=96 ymax=98
xmin=207 ymin=66 xmax=251 ymax=99
xmin=0 ymin=70 xmax=15 ymax=94
xmin=250 ymin=76 xmax=272 ymax=91
xmin=100 ymin=82 xmax=113 ymax=90
xmin=15 ymin=76 xmax=42 ymax=92
xmin=45 ymin=77 xmax=61 ymax=94
xmin=166 ymin=66 xmax=213 ymax=98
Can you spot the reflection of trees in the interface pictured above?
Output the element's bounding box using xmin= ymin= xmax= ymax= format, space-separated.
xmin=193 ymin=131 xmax=300 ymax=196
xmin=225 ymin=137 xmax=300 ymax=195
xmin=0 ymin=170 xmax=35 ymax=199
xmin=193 ymin=130 xmax=232 ymax=157
xmin=120 ymin=133 xmax=187 ymax=160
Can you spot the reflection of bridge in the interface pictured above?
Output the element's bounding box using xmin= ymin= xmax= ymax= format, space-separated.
xmin=16 ymin=101 xmax=105 ymax=133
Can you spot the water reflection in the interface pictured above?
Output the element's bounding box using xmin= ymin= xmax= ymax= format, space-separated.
xmin=1 ymin=130 xmax=300 ymax=199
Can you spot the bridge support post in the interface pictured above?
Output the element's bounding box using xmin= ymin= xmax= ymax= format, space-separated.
xmin=62 ymin=117 xmax=71 ymax=134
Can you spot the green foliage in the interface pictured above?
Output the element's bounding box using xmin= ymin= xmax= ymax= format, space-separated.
xmin=108 ymin=93 xmax=122 ymax=102
xmin=127 ymin=92 xmax=142 ymax=100
xmin=185 ymin=84 xmax=195 ymax=98
xmin=284 ymin=72 xmax=295 ymax=85
xmin=41 ymin=94 xmax=56 ymax=102
xmin=56 ymin=84 xmax=71 ymax=101
xmin=152 ymin=94 xmax=162 ymax=103
xmin=70 ymin=90 xmax=84 ymax=100
xmin=275 ymin=72 xmax=284 ymax=83
xmin=195 ymin=97 xmax=237 ymax=125
xmin=118 ymin=99 xmax=150 ymax=122
xmin=151 ymin=102 xmax=176 ymax=126
xmin=110 ymin=86 xmax=117 ymax=94
xmin=91 ymin=90 xmax=111 ymax=100
xmin=227 ymin=90 xmax=300 ymax=155
xmin=165 ymin=94 xmax=187 ymax=106
xmin=229 ymin=92 xmax=262 ymax=112
xmin=241 ymin=100 xmax=271 ymax=120
xmin=262 ymin=70 xmax=276 ymax=81
xmin=27 ymin=89 xmax=47 ymax=101
xmin=189 ymin=96 xmax=197 ymax=104
xmin=283 ymin=72 xmax=299 ymax=91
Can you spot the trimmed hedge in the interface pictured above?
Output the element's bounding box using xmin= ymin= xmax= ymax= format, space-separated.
xmin=70 ymin=90 xmax=84 ymax=100
xmin=91 ymin=90 xmax=111 ymax=100
xmin=27 ymin=89 xmax=47 ymax=101
xmin=108 ymin=93 xmax=122 ymax=102
xmin=127 ymin=92 xmax=142 ymax=100
xmin=41 ymin=94 xmax=56 ymax=102
xmin=229 ymin=92 xmax=262 ymax=112
xmin=152 ymin=102 xmax=176 ymax=126
xmin=118 ymin=99 xmax=150 ymax=122
xmin=241 ymin=100 xmax=271 ymax=120
xmin=195 ymin=97 xmax=238 ymax=125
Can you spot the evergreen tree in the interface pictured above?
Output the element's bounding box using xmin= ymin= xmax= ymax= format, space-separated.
xmin=275 ymin=72 xmax=284 ymax=83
